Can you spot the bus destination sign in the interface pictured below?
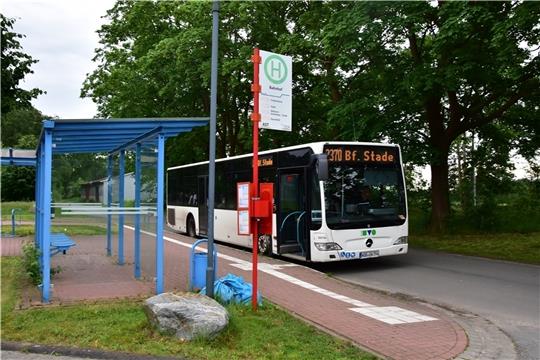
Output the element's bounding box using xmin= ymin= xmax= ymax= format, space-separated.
xmin=257 ymin=155 xmax=274 ymax=167
xmin=324 ymin=145 xmax=398 ymax=164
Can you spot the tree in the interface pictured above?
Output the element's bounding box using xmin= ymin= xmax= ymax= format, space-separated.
xmin=82 ymin=1 xmax=337 ymax=167
xmin=82 ymin=1 xmax=539 ymax=232
xmin=0 ymin=107 xmax=43 ymax=147
xmin=1 ymin=15 xmax=45 ymax=201
xmin=321 ymin=1 xmax=540 ymax=231
xmin=1 ymin=14 xmax=43 ymax=115
xmin=1 ymin=14 xmax=44 ymax=147
xmin=0 ymin=134 xmax=38 ymax=201
xmin=84 ymin=1 xmax=265 ymax=163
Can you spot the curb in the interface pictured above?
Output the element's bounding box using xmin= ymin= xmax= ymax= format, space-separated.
xmin=1 ymin=341 xmax=187 ymax=360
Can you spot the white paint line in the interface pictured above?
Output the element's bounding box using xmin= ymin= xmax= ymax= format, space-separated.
xmin=228 ymin=263 xmax=252 ymax=271
xmin=126 ymin=225 xmax=251 ymax=265
xmin=234 ymin=260 xmax=373 ymax=308
xmin=125 ymin=226 xmax=437 ymax=324
xmin=351 ymin=306 xmax=438 ymax=324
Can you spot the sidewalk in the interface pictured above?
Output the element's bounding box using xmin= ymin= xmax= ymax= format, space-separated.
xmin=1 ymin=229 xmax=468 ymax=360
xmin=155 ymin=229 xmax=467 ymax=360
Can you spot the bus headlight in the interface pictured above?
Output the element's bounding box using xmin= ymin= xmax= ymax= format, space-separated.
xmin=393 ymin=236 xmax=408 ymax=245
xmin=315 ymin=242 xmax=342 ymax=251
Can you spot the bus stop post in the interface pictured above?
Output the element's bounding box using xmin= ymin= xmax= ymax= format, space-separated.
xmin=251 ymin=47 xmax=261 ymax=310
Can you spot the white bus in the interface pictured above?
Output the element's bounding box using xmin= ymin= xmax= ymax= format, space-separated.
xmin=167 ymin=141 xmax=408 ymax=262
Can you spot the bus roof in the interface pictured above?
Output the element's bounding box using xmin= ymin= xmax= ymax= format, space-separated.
xmin=167 ymin=141 xmax=400 ymax=171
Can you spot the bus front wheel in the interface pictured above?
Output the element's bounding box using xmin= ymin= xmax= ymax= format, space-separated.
xmin=258 ymin=234 xmax=271 ymax=256
xmin=187 ymin=216 xmax=196 ymax=238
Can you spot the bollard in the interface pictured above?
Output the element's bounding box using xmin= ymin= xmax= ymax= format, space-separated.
xmin=189 ymin=239 xmax=217 ymax=291
xmin=11 ymin=208 xmax=21 ymax=236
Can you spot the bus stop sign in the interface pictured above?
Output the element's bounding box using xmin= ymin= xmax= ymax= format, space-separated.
xmin=259 ymin=50 xmax=292 ymax=132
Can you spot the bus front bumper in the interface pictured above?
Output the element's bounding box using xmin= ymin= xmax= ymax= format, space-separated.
xmin=311 ymin=244 xmax=408 ymax=262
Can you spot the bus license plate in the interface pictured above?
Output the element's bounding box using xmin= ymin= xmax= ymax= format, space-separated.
xmin=360 ymin=250 xmax=379 ymax=259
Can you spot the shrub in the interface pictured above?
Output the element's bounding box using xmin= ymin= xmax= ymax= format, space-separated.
xmin=22 ymin=242 xmax=41 ymax=285
xmin=21 ymin=242 xmax=62 ymax=285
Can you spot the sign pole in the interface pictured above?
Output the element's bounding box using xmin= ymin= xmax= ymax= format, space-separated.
xmin=251 ymin=48 xmax=261 ymax=310
xmin=206 ymin=0 xmax=219 ymax=298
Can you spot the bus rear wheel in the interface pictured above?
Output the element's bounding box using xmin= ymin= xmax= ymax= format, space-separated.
xmin=187 ymin=216 xmax=196 ymax=238
xmin=258 ymin=234 xmax=271 ymax=256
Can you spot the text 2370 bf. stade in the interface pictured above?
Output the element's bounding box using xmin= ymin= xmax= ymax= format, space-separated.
xmin=167 ymin=141 xmax=408 ymax=262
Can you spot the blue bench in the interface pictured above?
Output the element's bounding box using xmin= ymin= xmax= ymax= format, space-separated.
xmin=50 ymin=233 xmax=76 ymax=256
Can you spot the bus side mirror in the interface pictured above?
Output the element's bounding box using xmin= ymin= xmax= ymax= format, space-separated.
xmin=314 ymin=154 xmax=328 ymax=181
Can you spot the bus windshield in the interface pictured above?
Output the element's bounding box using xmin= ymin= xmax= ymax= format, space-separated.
xmin=324 ymin=163 xmax=406 ymax=229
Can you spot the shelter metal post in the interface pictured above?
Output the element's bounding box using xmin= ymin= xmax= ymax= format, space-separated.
xmin=41 ymin=129 xmax=53 ymax=303
xmin=106 ymin=155 xmax=113 ymax=256
xmin=156 ymin=134 xmax=165 ymax=294
xmin=39 ymin=149 xmax=45 ymax=250
xmin=134 ymin=143 xmax=142 ymax=279
xmin=39 ymin=151 xmax=44 ymax=247
xmin=35 ymin=149 xmax=42 ymax=247
xmin=118 ymin=150 xmax=125 ymax=265
xmin=37 ymin=149 xmax=44 ymax=250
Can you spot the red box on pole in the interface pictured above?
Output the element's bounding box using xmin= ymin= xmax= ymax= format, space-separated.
xmin=258 ymin=183 xmax=273 ymax=234
xmin=252 ymin=199 xmax=270 ymax=218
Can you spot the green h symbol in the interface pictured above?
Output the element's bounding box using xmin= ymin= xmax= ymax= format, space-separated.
xmin=271 ymin=60 xmax=283 ymax=79
xmin=264 ymin=54 xmax=287 ymax=85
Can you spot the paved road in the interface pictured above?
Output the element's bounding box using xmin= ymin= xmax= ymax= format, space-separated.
xmin=317 ymin=249 xmax=540 ymax=360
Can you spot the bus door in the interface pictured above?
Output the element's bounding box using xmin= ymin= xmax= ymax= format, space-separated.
xmin=277 ymin=168 xmax=308 ymax=257
xmin=198 ymin=176 xmax=208 ymax=236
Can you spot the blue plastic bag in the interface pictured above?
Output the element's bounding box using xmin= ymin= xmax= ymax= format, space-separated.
xmin=200 ymin=273 xmax=262 ymax=305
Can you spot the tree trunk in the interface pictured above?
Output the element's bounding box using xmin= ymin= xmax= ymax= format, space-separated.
xmin=424 ymin=93 xmax=450 ymax=233
xmin=429 ymin=150 xmax=450 ymax=233
xmin=457 ymin=139 xmax=466 ymax=208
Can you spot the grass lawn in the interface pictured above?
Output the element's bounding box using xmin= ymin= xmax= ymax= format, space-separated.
xmin=1 ymin=201 xmax=35 ymax=221
xmin=1 ymin=257 xmax=376 ymax=360
xmin=409 ymin=232 xmax=540 ymax=265
xmin=10 ymin=224 xmax=108 ymax=237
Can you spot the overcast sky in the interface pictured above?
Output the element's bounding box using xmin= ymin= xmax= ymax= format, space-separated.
xmin=2 ymin=0 xmax=115 ymax=119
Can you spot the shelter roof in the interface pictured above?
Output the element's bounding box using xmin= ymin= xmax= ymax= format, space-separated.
xmin=39 ymin=117 xmax=208 ymax=154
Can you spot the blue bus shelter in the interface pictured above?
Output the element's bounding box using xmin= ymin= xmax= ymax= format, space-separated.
xmin=35 ymin=117 xmax=207 ymax=302
xmin=1 ymin=148 xmax=37 ymax=167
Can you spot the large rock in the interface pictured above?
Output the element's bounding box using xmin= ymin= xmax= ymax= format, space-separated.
xmin=144 ymin=292 xmax=229 ymax=341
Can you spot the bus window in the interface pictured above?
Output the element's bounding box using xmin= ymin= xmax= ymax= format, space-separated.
xmin=281 ymin=174 xmax=301 ymax=212
xmin=278 ymin=171 xmax=307 ymax=255
xmin=324 ymin=164 xmax=406 ymax=229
